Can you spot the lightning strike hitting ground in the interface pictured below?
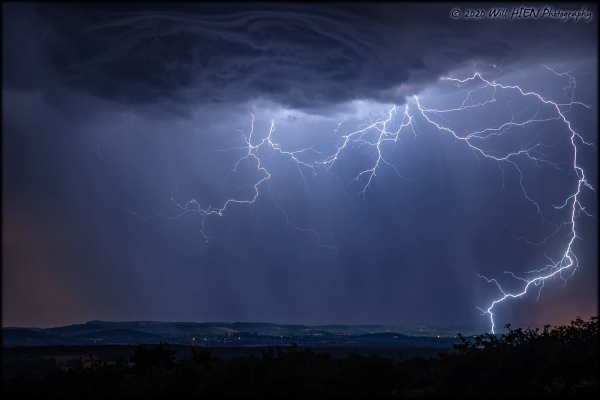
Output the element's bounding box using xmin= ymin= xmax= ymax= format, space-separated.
xmin=414 ymin=64 xmax=594 ymax=333
xmin=99 ymin=62 xmax=595 ymax=333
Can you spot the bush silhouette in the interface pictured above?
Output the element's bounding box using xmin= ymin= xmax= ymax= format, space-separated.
xmin=130 ymin=342 xmax=177 ymax=373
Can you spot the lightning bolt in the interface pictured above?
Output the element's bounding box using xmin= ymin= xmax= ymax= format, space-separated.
xmin=99 ymin=60 xmax=595 ymax=332
xmin=413 ymin=62 xmax=594 ymax=333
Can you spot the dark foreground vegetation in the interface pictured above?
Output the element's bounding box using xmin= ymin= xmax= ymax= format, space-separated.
xmin=3 ymin=317 xmax=597 ymax=398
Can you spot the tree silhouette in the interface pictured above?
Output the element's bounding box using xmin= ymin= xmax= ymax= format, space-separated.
xmin=130 ymin=342 xmax=177 ymax=373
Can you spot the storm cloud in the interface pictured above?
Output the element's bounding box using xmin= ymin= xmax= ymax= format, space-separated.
xmin=4 ymin=3 xmax=597 ymax=115
xmin=3 ymin=3 xmax=597 ymax=329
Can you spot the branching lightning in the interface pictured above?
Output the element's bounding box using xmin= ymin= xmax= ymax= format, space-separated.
xmin=416 ymin=62 xmax=594 ymax=333
xmin=99 ymin=61 xmax=595 ymax=333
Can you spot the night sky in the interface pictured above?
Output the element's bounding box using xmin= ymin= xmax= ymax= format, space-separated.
xmin=3 ymin=3 xmax=597 ymax=331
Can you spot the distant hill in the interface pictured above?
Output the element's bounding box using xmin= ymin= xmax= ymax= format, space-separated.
xmin=2 ymin=320 xmax=480 ymax=348
xmin=358 ymin=332 xmax=409 ymax=338
xmin=2 ymin=328 xmax=62 ymax=346
xmin=75 ymin=329 xmax=166 ymax=341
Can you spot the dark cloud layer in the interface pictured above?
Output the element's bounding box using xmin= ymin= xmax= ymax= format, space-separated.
xmin=4 ymin=3 xmax=597 ymax=115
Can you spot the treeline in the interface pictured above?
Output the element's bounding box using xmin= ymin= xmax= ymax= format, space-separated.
xmin=3 ymin=317 xmax=597 ymax=398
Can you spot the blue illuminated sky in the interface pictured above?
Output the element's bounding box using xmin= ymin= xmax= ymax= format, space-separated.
xmin=3 ymin=3 xmax=597 ymax=330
